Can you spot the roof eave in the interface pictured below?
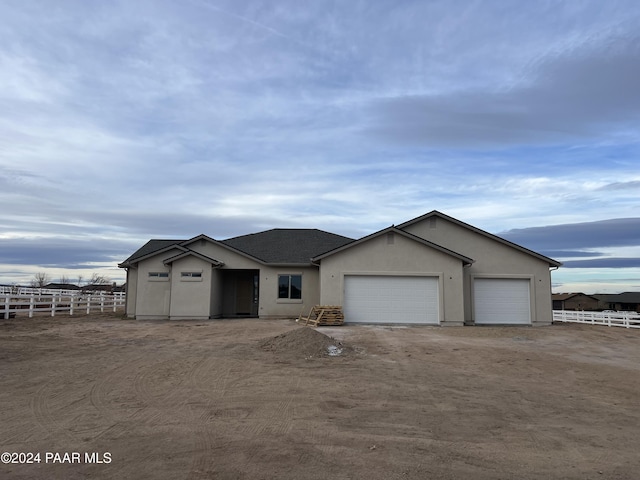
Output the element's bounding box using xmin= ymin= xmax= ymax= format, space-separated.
xmin=181 ymin=233 xmax=271 ymax=265
xmin=313 ymin=226 xmax=474 ymax=265
xmin=120 ymin=244 xmax=189 ymax=267
xmin=398 ymin=210 xmax=562 ymax=268
xmin=162 ymin=250 xmax=225 ymax=267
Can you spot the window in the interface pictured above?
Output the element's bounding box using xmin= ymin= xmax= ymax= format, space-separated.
xmin=181 ymin=271 xmax=203 ymax=282
xmin=278 ymin=274 xmax=302 ymax=299
xmin=148 ymin=272 xmax=169 ymax=282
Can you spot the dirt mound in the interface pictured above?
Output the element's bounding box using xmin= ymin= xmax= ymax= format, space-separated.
xmin=260 ymin=327 xmax=348 ymax=358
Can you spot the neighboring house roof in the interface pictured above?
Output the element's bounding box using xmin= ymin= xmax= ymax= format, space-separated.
xmin=594 ymin=292 xmax=640 ymax=304
xmin=397 ymin=210 xmax=563 ymax=268
xmin=82 ymin=284 xmax=115 ymax=292
xmin=312 ymin=226 xmax=474 ymax=265
xmin=552 ymin=293 xmax=600 ymax=301
xmin=118 ymin=229 xmax=355 ymax=267
xmin=43 ymin=283 xmax=82 ymax=290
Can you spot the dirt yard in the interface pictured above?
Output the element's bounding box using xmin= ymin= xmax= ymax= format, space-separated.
xmin=1 ymin=315 xmax=639 ymax=480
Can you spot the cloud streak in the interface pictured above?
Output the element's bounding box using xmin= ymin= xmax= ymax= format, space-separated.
xmin=366 ymin=31 xmax=640 ymax=148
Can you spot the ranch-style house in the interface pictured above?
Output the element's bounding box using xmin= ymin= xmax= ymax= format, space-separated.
xmin=119 ymin=210 xmax=562 ymax=325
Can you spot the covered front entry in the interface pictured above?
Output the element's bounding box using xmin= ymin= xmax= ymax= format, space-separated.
xmin=344 ymin=275 xmax=439 ymax=324
xmin=474 ymin=278 xmax=531 ymax=325
xmin=221 ymin=270 xmax=259 ymax=317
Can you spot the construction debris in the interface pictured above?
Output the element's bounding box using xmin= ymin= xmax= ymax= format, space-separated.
xmin=297 ymin=305 xmax=344 ymax=327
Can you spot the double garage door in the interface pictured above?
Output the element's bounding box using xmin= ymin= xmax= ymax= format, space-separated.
xmin=343 ymin=275 xmax=531 ymax=325
xmin=474 ymin=278 xmax=531 ymax=325
xmin=344 ymin=275 xmax=439 ymax=324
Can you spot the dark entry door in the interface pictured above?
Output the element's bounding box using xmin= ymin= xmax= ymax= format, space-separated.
xmin=235 ymin=275 xmax=254 ymax=315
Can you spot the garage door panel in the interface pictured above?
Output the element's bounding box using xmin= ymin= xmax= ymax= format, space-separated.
xmin=474 ymin=278 xmax=530 ymax=325
xmin=344 ymin=276 xmax=439 ymax=324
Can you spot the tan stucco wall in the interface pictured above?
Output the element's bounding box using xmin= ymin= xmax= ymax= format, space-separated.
xmin=186 ymin=240 xmax=320 ymax=318
xmin=129 ymin=240 xmax=320 ymax=320
xmin=318 ymin=233 xmax=466 ymax=325
xmin=134 ymin=250 xmax=177 ymax=320
xmin=402 ymin=217 xmax=554 ymax=325
xmin=257 ymin=265 xmax=320 ymax=318
xmin=168 ymin=256 xmax=212 ymax=320
xmin=125 ymin=267 xmax=138 ymax=318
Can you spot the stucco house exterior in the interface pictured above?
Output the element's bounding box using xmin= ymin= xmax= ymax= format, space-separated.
xmin=552 ymin=293 xmax=601 ymax=311
xmin=119 ymin=211 xmax=561 ymax=325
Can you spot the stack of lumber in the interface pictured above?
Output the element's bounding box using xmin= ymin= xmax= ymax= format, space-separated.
xmin=298 ymin=305 xmax=344 ymax=327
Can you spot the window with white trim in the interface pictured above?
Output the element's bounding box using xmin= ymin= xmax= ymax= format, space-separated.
xmin=278 ymin=274 xmax=302 ymax=299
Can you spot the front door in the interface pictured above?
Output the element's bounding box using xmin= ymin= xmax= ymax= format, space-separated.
xmin=222 ymin=270 xmax=259 ymax=317
xmin=235 ymin=275 xmax=254 ymax=315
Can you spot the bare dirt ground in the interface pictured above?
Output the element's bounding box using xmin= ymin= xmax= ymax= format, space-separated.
xmin=1 ymin=315 xmax=639 ymax=480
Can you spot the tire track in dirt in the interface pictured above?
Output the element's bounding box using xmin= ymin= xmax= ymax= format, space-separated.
xmin=30 ymin=380 xmax=76 ymax=443
xmin=89 ymin=354 xmax=206 ymax=480
xmin=240 ymin=375 xmax=300 ymax=437
xmin=131 ymin=356 xmax=193 ymax=426
xmin=185 ymin=352 xmax=303 ymax=479
xmin=88 ymin=354 xmax=150 ymax=440
xmin=185 ymin=354 xmax=253 ymax=480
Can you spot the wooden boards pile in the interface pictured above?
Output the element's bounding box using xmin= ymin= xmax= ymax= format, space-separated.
xmin=298 ymin=305 xmax=344 ymax=327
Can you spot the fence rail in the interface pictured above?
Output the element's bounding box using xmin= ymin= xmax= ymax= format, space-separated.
xmin=2 ymin=292 xmax=126 ymax=319
xmin=0 ymin=286 xmax=117 ymax=296
xmin=553 ymin=310 xmax=640 ymax=329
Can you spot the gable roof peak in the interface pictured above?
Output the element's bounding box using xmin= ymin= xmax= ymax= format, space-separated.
xmin=313 ymin=225 xmax=474 ymax=265
xmin=397 ymin=210 xmax=561 ymax=268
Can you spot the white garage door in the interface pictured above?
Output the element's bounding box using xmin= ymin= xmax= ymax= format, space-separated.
xmin=344 ymin=275 xmax=439 ymax=324
xmin=474 ymin=278 xmax=531 ymax=325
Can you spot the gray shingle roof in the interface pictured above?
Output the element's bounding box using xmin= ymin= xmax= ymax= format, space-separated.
xmin=221 ymin=229 xmax=354 ymax=264
xmin=119 ymin=229 xmax=354 ymax=267
xmin=119 ymin=239 xmax=184 ymax=266
xmin=594 ymin=292 xmax=640 ymax=303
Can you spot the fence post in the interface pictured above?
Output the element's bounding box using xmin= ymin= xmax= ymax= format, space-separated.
xmin=100 ymin=292 xmax=105 ymax=313
xmin=51 ymin=293 xmax=56 ymax=317
xmin=86 ymin=295 xmax=91 ymax=315
xmin=3 ymin=294 xmax=9 ymax=320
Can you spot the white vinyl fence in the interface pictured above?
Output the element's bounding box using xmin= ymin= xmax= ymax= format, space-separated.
xmin=553 ymin=310 xmax=640 ymax=329
xmin=1 ymin=291 xmax=126 ymax=319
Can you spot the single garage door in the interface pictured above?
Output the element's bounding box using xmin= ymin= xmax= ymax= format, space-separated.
xmin=474 ymin=278 xmax=531 ymax=325
xmin=344 ymin=275 xmax=439 ymax=324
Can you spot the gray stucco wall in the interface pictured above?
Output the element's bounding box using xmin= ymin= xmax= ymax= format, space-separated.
xmin=169 ymin=256 xmax=212 ymax=320
xmin=402 ymin=217 xmax=555 ymax=325
xmin=185 ymin=240 xmax=320 ymax=318
xmin=129 ymin=239 xmax=321 ymax=320
xmin=318 ymin=232 xmax=466 ymax=325
xmin=258 ymin=265 xmax=320 ymax=318
xmin=134 ymin=250 xmax=176 ymax=320
xmin=125 ymin=267 xmax=138 ymax=318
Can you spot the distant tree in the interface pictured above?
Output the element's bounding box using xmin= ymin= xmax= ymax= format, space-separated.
xmin=30 ymin=272 xmax=50 ymax=288
xmin=76 ymin=274 xmax=84 ymax=286
xmin=59 ymin=275 xmax=70 ymax=284
xmin=87 ymin=273 xmax=111 ymax=285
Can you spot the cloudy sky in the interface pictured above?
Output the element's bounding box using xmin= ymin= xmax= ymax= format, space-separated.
xmin=1 ymin=0 xmax=639 ymax=293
